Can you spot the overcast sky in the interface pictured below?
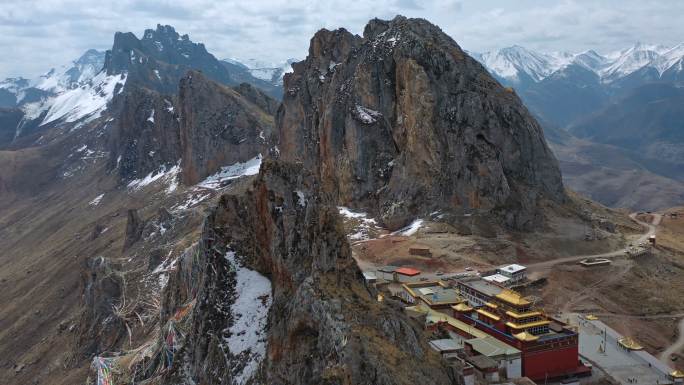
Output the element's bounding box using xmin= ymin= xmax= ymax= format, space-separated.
xmin=2 ymin=0 xmax=684 ymax=78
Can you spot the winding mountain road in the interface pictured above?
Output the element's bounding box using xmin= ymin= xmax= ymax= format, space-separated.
xmin=660 ymin=317 xmax=684 ymax=364
xmin=592 ymin=312 xmax=684 ymax=320
xmin=527 ymin=212 xmax=661 ymax=271
xmin=529 ymin=212 xmax=684 ymax=366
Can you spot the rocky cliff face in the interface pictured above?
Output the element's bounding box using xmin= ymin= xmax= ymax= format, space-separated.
xmin=93 ymin=17 xmax=570 ymax=385
xmin=178 ymin=71 xmax=275 ymax=185
xmin=233 ymin=82 xmax=281 ymax=116
xmin=278 ymin=16 xmax=565 ymax=230
xmin=107 ymin=69 xmax=276 ymax=185
xmin=104 ymin=24 xmax=232 ymax=94
xmin=107 ymin=87 xmax=181 ymax=180
xmin=160 ymin=160 xmax=452 ymax=385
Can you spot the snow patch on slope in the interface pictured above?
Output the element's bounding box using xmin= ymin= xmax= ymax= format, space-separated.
xmin=337 ymin=206 xmax=379 ymax=241
xmin=89 ymin=193 xmax=104 ymax=206
xmin=171 ymin=192 xmax=210 ymax=212
xmin=392 ymin=219 xmax=424 ymax=236
xmin=196 ymin=155 xmax=262 ymax=189
xmin=354 ymin=105 xmax=382 ymax=124
xmin=127 ymin=162 xmax=179 ymax=190
xmin=41 ymin=71 xmax=127 ymax=126
xmin=223 ymin=251 xmax=272 ymax=385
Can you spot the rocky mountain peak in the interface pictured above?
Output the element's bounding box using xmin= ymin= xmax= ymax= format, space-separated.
xmin=279 ymin=16 xmax=565 ymax=230
xmin=139 ymin=24 xmax=208 ymax=62
xmin=142 ymin=24 xmax=183 ymax=42
xmin=305 ymin=27 xmax=359 ymax=72
xmin=103 ymin=25 xmax=228 ymax=94
xmin=75 ymin=49 xmax=106 ymax=65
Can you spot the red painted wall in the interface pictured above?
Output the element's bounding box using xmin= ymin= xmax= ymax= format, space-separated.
xmin=523 ymin=345 xmax=579 ymax=380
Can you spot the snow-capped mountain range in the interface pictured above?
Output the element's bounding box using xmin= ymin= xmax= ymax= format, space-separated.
xmin=0 ymin=49 xmax=128 ymax=136
xmin=471 ymin=42 xmax=684 ymax=86
xmin=4 ymin=37 xmax=682 ymax=147
xmin=0 ymin=49 xmax=106 ymax=104
xmin=33 ymin=49 xmax=107 ymax=94
xmin=0 ymin=27 xmax=294 ymax=145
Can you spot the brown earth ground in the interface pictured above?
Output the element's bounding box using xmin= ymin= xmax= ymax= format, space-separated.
xmin=349 ymin=201 xmax=684 ymax=372
xmin=351 ymin=192 xmax=641 ymax=274
xmin=0 ymin=137 xmax=250 ymax=384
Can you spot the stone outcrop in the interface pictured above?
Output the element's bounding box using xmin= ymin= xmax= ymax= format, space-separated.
xmin=107 ymin=71 xmax=276 ymax=185
xmin=178 ymin=71 xmax=275 ymax=185
xmin=101 ymin=24 xmax=282 ymax=185
xmin=161 ymin=160 xmax=452 ymax=385
xmin=108 ymin=86 xmax=181 ymax=180
xmin=78 ymin=257 xmax=125 ymax=356
xmin=277 ymin=16 xmax=565 ymax=230
xmin=123 ymin=209 xmax=145 ymax=249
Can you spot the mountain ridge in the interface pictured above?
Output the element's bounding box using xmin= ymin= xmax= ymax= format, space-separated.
xmin=278 ymin=16 xmax=565 ymax=231
xmin=0 ymin=16 xmax=646 ymax=385
xmin=472 ymin=42 xmax=684 ymax=86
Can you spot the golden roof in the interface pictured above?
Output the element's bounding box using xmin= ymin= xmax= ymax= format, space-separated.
xmin=453 ymin=303 xmax=474 ymax=312
xmin=495 ymin=289 xmax=531 ymax=307
xmin=446 ymin=317 xmax=488 ymax=339
xmin=671 ymin=370 xmax=684 ymax=378
xmin=421 ymin=308 xmax=488 ymax=339
xmin=506 ymin=320 xmax=551 ymax=329
xmin=618 ymin=337 xmax=643 ymax=351
xmin=505 ymin=310 xmax=542 ymax=319
xmin=476 ymin=309 xmax=501 ymax=321
xmin=485 ymin=302 xmax=499 ymax=309
xmin=513 ymin=331 xmax=539 ymax=342
xmin=585 ymin=314 xmax=599 ymax=320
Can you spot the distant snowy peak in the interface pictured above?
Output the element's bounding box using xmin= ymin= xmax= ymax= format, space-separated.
xmin=40 ymin=70 xmax=126 ymax=126
xmin=0 ymin=77 xmax=30 ymax=104
xmin=600 ymin=43 xmax=663 ymax=79
xmin=572 ymin=50 xmax=608 ymax=72
xmin=477 ymin=45 xmax=573 ymax=83
xmin=473 ymin=42 xmax=684 ymax=84
xmin=0 ymin=49 xmax=105 ymax=114
xmin=655 ymin=43 xmax=684 ymax=74
xmin=599 ymin=42 xmax=684 ymax=80
xmin=225 ymin=57 xmax=297 ymax=85
xmin=222 ymin=58 xmax=249 ymax=70
xmin=0 ymin=77 xmax=29 ymax=93
xmin=33 ymin=49 xmax=106 ymax=93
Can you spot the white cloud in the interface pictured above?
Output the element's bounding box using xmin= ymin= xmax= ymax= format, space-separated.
xmin=1 ymin=0 xmax=683 ymax=78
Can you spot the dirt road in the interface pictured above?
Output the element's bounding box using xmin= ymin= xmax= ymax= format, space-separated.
xmin=660 ymin=316 xmax=684 ymax=364
xmin=527 ymin=212 xmax=661 ymax=272
xmin=591 ymin=312 xmax=684 ymax=320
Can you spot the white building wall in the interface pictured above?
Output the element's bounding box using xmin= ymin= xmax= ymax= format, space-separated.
xmin=506 ymin=356 xmax=522 ymax=379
